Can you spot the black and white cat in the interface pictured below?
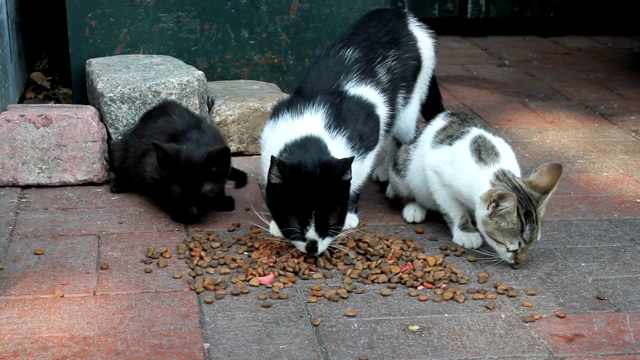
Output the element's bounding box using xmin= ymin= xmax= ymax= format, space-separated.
xmin=387 ymin=111 xmax=563 ymax=265
xmin=109 ymin=99 xmax=247 ymax=224
xmin=260 ymin=9 xmax=443 ymax=255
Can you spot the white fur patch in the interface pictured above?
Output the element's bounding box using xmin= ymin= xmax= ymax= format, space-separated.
xmin=343 ymin=212 xmax=359 ymax=229
xmin=269 ymin=220 xmax=283 ymax=238
xmin=402 ymin=202 xmax=427 ymax=223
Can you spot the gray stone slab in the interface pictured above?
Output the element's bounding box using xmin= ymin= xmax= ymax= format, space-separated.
xmin=538 ymin=219 xmax=637 ymax=248
xmin=611 ymin=218 xmax=640 ymax=244
xmin=86 ymin=55 xmax=208 ymax=141
xmin=557 ymin=245 xmax=640 ymax=279
xmin=0 ymin=188 xmax=20 ymax=262
xmin=318 ymin=314 xmax=550 ymax=359
xmin=590 ymin=275 xmax=640 ymax=312
xmin=198 ymin=289 xmax=323 ymax=360
xmin=208 ymin=80 xmax=287 ymax=155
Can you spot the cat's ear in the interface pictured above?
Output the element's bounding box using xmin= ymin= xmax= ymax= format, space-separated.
xmin=268 ymin=156 xmax=286 ymax=184
xmin=482 ymin=190 xmax=518 ymax=217
xmin=153 ymin=142 xmax=179 ymax=171
xmin=523 ymin=162 xmax=563 ymax=197
xmin=334 ymin=156 xmax=355 ymax=181
xmin=205 ymin=146 xmax=231 ymax=174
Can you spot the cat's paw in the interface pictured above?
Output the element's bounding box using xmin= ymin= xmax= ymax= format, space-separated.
xmin=371 ymin=166 xmax=389 ymax=182
xmin=385 ymin=184 xmax=396 ymax=199
xmin=452 ymin=231 xmax=483 ymax=249
xmin=402 ymin=203 xmax=426 ymax=223
xmin=343 ymin=212 xmax=359 ymax=230
xmin=269 ymin=220 xmax=284 ymax=238
xmin=211 ymin=196 xmax=235 ymax=212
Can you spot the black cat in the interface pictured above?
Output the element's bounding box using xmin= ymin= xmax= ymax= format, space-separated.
xmin=109 ymin=99 xmax=247 ymax=224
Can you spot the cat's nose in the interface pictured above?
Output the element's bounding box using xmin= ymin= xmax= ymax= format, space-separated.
xmin=305 ymin=240 xmax=319 ymax=255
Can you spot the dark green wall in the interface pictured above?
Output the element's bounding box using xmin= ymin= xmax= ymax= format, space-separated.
xmin=66 ymin=0 xmax=395 ymax=103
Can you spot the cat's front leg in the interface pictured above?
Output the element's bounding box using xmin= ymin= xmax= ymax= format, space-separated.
xmin=444 ymin=210 xmax=483 ymax=249
xmin=372 ymin=139 xmax=398 ymax=182
xmin=210 ymin=195 xmax=235 ymax=212
xmin=402 ymin=202 xmax=427 ymax=223
xmin=343 ymin=191 xmax=360 ymax=230
xmin=228 ymin=167 xmax=248 ymax=188
xmin=269 ymin=220 xmax=283 ymax=238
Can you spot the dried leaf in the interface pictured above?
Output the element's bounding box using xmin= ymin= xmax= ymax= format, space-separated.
xmin=29 ymin=72 xmax=51 ymax=89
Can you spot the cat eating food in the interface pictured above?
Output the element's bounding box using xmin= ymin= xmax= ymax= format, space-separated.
xmin=260 ymin=9 xmax=443 ymax=256
xmin=109 ymin=99 xmax=247 ymax=224
xmin=387 ymin=111 xmax=563 ymax=265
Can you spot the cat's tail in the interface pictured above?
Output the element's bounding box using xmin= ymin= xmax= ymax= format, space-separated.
xmin=421 ymin=75 xmax=444 ymax=122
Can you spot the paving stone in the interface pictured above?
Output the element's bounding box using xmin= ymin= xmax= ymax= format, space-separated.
xmin=533 ymin=312 xmax=637 ymax=357
xmin=545 ymin=195 xmax=640 ymax=221
xmin=198 ymin=289 xmax=322 ymax=360
xmin=96 ymin=232 xmax=191 ymax=295
xmin=319 ymin=314 xmax=549 ymax=359
xmin=538 ymin=220 xmax=637 ymax=248
xmin=208 ymin=80 xmax=288 ymax=155
xmin=552 ymin=173 xmax=640 ymax=197
xmin=0 ymin=330 xmax=205 ymax=360
xmin=0 ymin=235 xmax=98 ymax=297
xmin=558 ymin=245 xmax=640 ymax=279
xmin=468 ymin=100 xmax=551 ymax=128
xmin=0 ymin=291 xmax=200 ymax=339
xmin=0 ymin=104 xmax=108 ymax=186
xmin=611 ymin=219 xmax=640 ymax=243
xmin=591 ymin=276 xmax=640 ymax=312
xmin=0 ymin=188 xmax=20 ymax=261
xmin=86 ymin=54 xmax=208 ymax=141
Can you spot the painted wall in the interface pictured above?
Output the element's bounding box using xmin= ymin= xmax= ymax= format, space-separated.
xmin=0 ymin=0 xmax=26 ymax=112
xmin=66 ymin=0 xmax=395 ymax=103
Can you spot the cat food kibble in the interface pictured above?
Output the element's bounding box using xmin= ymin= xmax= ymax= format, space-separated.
xmin=99 ymin=263 xmax=109 ymax=270
xmin=555 ymin=310 xmax=567 ymax=318
xmin=596 ymin=291 xmax=608 ymax=300
xmin=415 ymin=227 xmax=425 ymax=234
xmin=34 ymin=249 xmax=45 ymax=255
xmin=522 ymin=300 xmax=534 ymax=307
xmin=203 ymin=296 xmax=214 ymax=304
xmin=345 ymin=310 xmax=358 ymax=317
xmin=312 ymin=316 xmax=324 ymax=326
xmin=485 ymin=300 xmax=497 ymax=310
xmin=526 ymin=289 xmax=537 ymax=296
xmin=0 ymin=263 xmax=4 ymax=270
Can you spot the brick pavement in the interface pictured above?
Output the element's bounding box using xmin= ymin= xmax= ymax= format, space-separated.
xmin=1 ymin=35 xmax=639 ymax=359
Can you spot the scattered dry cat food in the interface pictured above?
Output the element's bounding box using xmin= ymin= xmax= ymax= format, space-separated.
xmin=415 ymin=227 xmax=425 ymax=234
xmin=526 ymin=289 xmax=537 ymax=296
xmin=532 ymin=313 xmax=542 ymax=320
xmin=203 ymin=296 xmax=214 ymax=304
xmin=522 ymin=301 xmax=534 ymax=307
xmin=144 ymin=267 xmax=153 ymax=273
xmin=466 ymin=256 xmax=476 ymax=262
xmin=173 ymin=271 xmax=183 ymax=279
xmin=54 ymin=288 xmax=64 ymax=297
xmin=555 ymin=310 xmax=566 ymax=318
xmin=596 ymin=291 xmax=608 ymax=300
xmin=0 ymin=262 xmax=5 ymax=270
xmin=523 ymin=315 xmax=537 ymax=323
xmin=380 ymin=289 xmax=393 ymax=297
xmin=260 ymin=302 xmax=273 ymax=308
xmin=485 ymin=300 xmax=496 ymax=310
xmin=99 ymin=263 xmax=109 ymax=270
xmin=34 ymin=249 xmax=45 ymax=255
xmin=312 ymin=316 xmax=324 ymax=326
xmin=418 ymin=295 xmax=429 ymax=302
xmin=157 ymin=259 xmax=169 ymax=268
xmin=345 ymin=310 xmax=358 ymax=317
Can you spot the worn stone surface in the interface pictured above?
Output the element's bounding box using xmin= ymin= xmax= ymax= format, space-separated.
xmin=0 ymin=104 xmax=108 ymax=186
xmin=86 ymin=55 xmax=208 ymax=141
xmin=208 ymin=80 xmax=287 ymax=154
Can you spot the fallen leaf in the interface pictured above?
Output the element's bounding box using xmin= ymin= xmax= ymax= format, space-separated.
xmin=29 ymin=72 xmax=51 ymax=89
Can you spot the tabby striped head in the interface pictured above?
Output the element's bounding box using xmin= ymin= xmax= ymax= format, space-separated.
xmin=477 ymin=162 xmax=563 ymax=265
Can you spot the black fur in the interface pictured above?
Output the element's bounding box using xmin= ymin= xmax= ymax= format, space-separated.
xmin=263 ymin=9 xmax=442 ymax=255
xmin=109 ymin=100 xmax=247 ymax=224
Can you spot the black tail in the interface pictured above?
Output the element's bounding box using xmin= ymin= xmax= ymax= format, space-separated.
xmin=421 ymin=75 xmax=445 ymax=122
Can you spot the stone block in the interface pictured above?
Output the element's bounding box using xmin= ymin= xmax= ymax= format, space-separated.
xmin=208 ymin=80 xmax=287 ymax=155
xmin=0 ymin=104 xmax=108 ymax=186
xmin=86 ymin=55 xmax=208 ymax=141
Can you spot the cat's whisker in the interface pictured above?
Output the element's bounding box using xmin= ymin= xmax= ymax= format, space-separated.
xmin=251 ymin=205 xmax=271 ymax=226
xmin=248 ymin=221 xmax=270 ymax=233
xmin=328 ymin=243 xmax=356 ymax=259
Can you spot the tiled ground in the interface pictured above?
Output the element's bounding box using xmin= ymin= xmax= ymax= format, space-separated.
xmin=1 ymin=35 xmax=640 ymax=359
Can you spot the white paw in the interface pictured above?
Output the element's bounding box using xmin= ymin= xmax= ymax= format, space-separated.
xmin=343 ymin=212 xmax=359 ymax=230
xmin=269 ymin=220 xmax=283 ymax=238
xmin=385 ymin=184 xmax=396 ymax=199
xmin=452 ymin=231 xmax=483 ymax=249
xmin=372 ymin=166 xmax=389 ymax=182
xmin=402 ymin=203 xmax=426 ymax=223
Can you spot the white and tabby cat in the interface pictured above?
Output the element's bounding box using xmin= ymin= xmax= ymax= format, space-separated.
xmin=387 ymin=111 xmax=563 ymax=264
xmin=260 ymin=9 xmax=443 ymax=256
